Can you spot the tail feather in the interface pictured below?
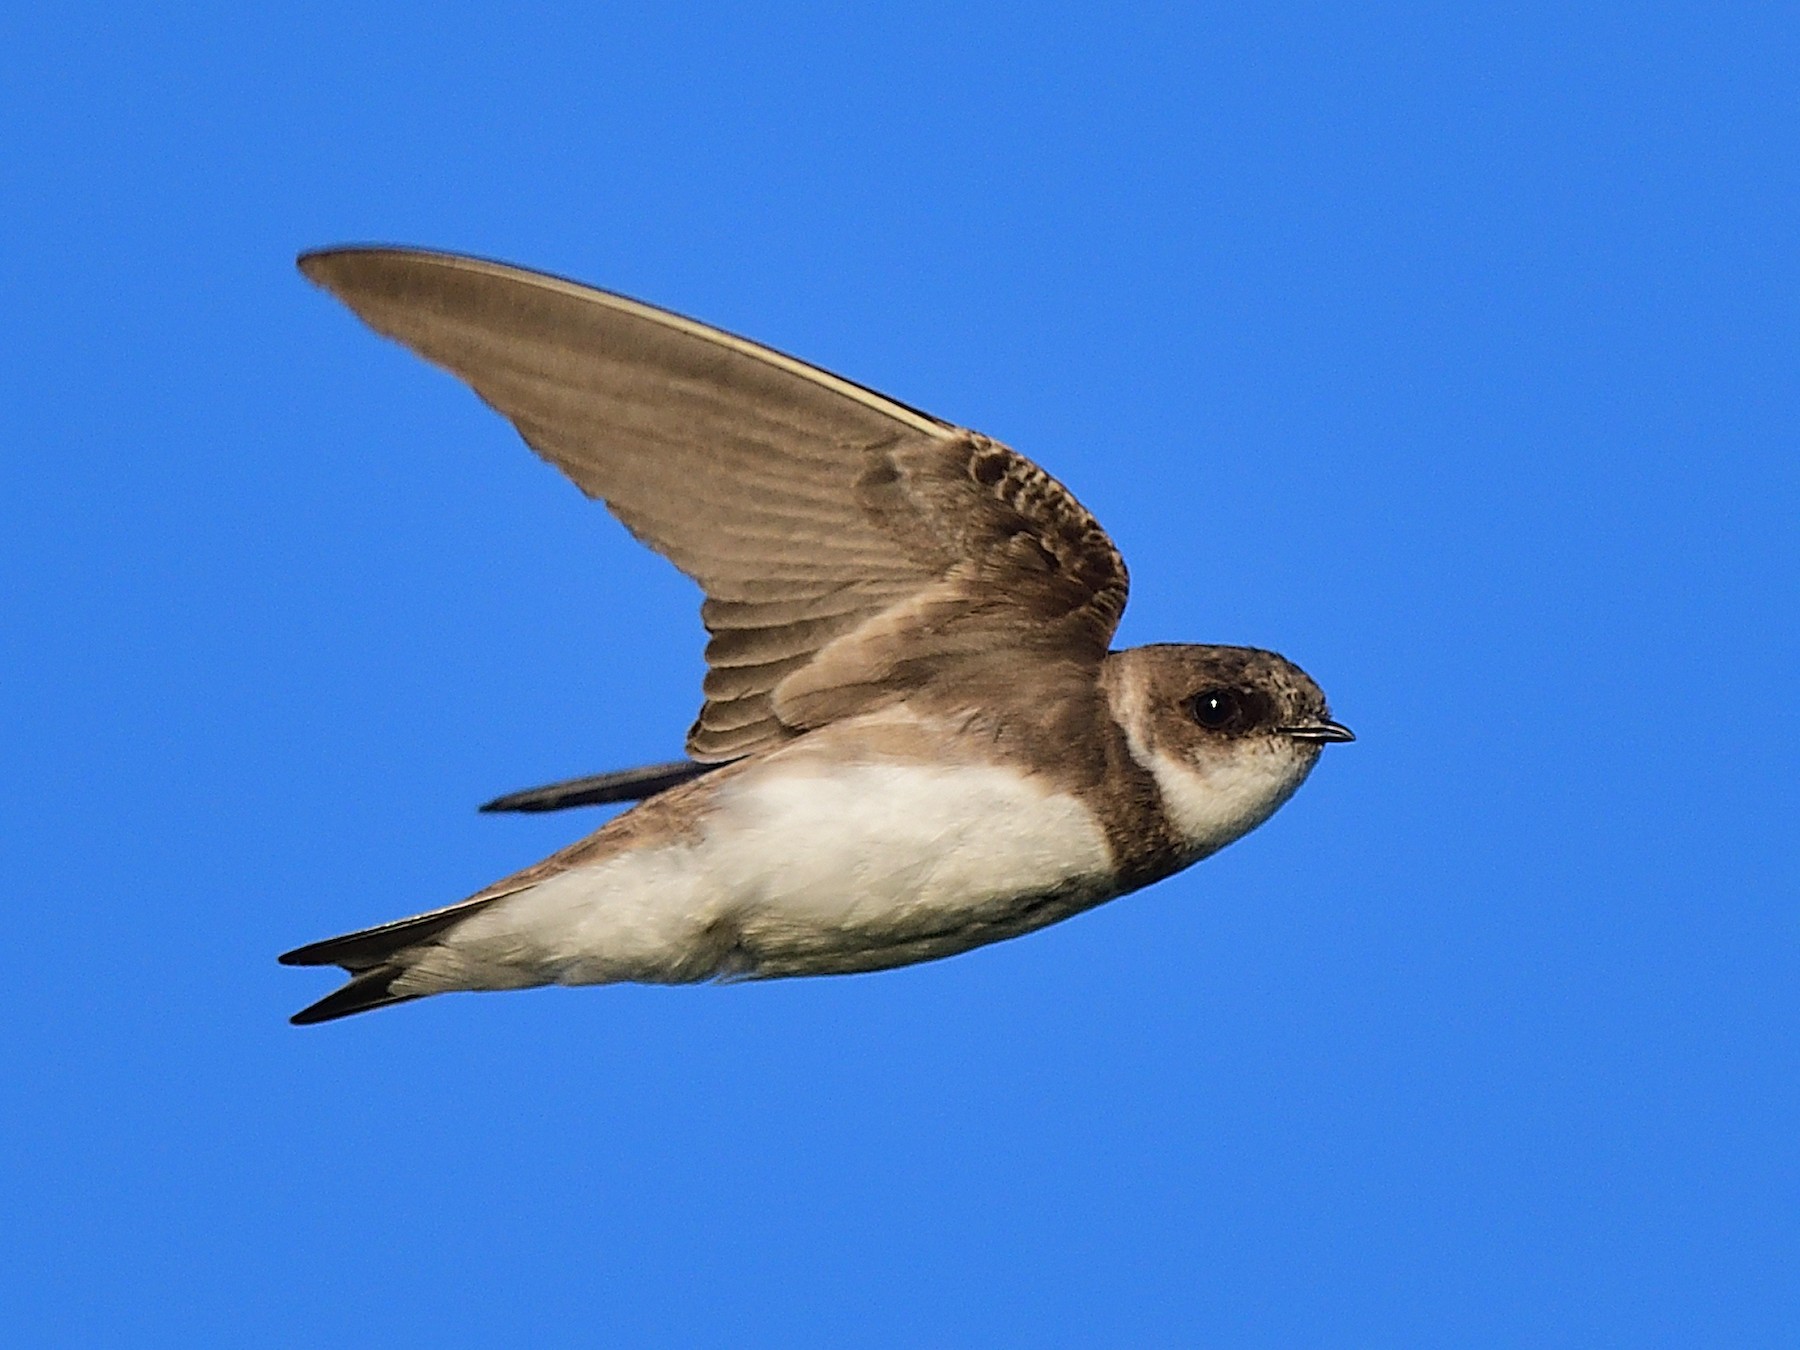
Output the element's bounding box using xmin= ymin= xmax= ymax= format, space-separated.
xmin=289 ymin=967 xmax=422 ymax=1025
xmin=279 ymin=898 xmax=498 ymax=972
xmin=281 ymin=892 xmax=509 ymax=1025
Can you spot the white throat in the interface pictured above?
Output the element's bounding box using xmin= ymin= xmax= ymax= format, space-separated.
xmin=1135 ymin=742 xmax=1313 ymax=860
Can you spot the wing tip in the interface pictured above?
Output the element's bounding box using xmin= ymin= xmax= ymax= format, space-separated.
xmin=291 ymin=243 xmax=954 ymax=437
xmin=477 ymin=760 xmax=719 ymax=814
xmin=296 ymin=243 xmax=424 ymax=289
xmin=295 ymin=244 xmax=364 ymax=284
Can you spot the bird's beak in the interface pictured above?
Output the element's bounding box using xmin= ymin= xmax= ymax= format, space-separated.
xmin=1280 ymin=720 xmax=1356 ymax=744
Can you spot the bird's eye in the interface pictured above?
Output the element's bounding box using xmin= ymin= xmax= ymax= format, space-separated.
xmin=1190 ymin=688 xmax=1243 ymax=730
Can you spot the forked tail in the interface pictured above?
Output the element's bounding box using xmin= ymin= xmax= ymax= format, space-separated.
xmin=279 ymin=894 xmax=505 ymax=1025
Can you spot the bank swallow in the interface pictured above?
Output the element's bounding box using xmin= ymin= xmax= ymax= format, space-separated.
xmin=282 ymin=248 xmax=1352 ymax=1024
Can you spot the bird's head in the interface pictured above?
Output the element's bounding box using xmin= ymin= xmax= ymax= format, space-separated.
xmin=1101 ymin=644 xmax=1352 ymax=860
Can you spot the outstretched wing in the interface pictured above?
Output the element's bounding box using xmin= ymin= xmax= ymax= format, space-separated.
xmin=301 ymin=248 xmax=1129 ymax=759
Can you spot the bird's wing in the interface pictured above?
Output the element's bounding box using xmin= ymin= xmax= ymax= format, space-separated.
xmin=478 ymin=760 xmax=717 ymax=813
xmin=301 ymin=248 xmax=1129 ymax=759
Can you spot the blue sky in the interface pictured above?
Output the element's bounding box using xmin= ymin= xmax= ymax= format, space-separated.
xmin=3 ymin=3 xmax=1795 ymax=1344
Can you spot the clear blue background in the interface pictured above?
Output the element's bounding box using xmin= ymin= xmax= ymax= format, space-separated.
xmin=3 ymin=4 xmax=1794 ymax=1344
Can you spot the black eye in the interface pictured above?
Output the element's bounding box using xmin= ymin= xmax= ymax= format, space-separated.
xmin=1190 ymin=688 xmax=1243 ymax=730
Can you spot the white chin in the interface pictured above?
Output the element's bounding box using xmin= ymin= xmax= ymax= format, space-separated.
xmin=1143 ymin=739 xmax=1317 ymax=859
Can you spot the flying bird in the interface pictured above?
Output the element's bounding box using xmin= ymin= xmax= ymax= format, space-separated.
xmin=282 ymin=248 xmax=1352 ymax=1024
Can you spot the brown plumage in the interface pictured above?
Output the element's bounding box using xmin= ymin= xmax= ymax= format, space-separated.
xmin=299 ymin=250 xmax=1127 ymax=762
xmin=282 ymin=248 xmax=1351 ymax=1025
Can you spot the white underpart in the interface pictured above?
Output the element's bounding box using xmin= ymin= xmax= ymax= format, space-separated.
xmin=399 ymin=761 xmax=1116 ymax=993
xmin=1137 ymin=742 xmax=1313 ymax=861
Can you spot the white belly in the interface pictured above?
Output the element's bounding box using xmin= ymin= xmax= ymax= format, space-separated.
xmin=402 ymin=761 xmax=1116 ymax=992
